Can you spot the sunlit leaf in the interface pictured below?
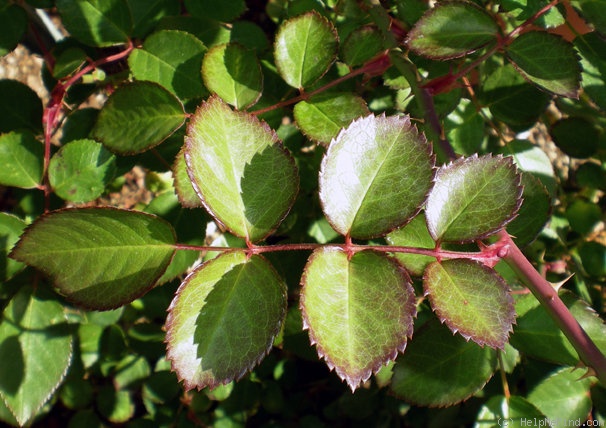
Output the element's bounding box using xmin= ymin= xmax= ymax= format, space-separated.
xmin=575 ymin=32 xmax=606 ymax=111
xmin=425 ymin=154 xmax=523 ymax=243
xmin=506 ymin=172 xmax=551 ymax=247
xmin=319 ymin=114 xmax=435 ymax=239
xmin=126 ymin=0 xmax=180 ymax=38
xmin=386 ymin=212 xmax=435 ymax=276
xmin=301 ymin=248 xmax=416 ymax=391
xmin=424 ymin=259 xmax=515 ymax=348
xmin=10 ymin=208 xmax=176 ymax=309
xmin=476 ymin=395 xmax=546 ymax=427
xmin=185 ymin=96 xmax=298 ymax=242
xmin=166 ymin=251 xmax=287 ymax=390
xmin=406 ymin=1 xmax=498 ymax=59
xmin=172 ymin=146 xmax=203 ymax=208
xmin=498 ymin=139 xmax=556 ymax=196
xmin=274 ymin=11 xmax=338 ymax=89
xmin=341 ymin=25 xmax=384 ymax=68
xmin=0 ymin=131 xmax=43 ymax=189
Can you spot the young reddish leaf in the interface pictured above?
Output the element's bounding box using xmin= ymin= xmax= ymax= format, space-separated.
xmin=202 ymin=43 xmax=263 ymax=109
xmin=424 ymin=259 xmax=515 ymax=349
xmin=185 ymin=96 xmax=298 ymax=242
xmin=506 ymin=31 xmax=581 ymax=98
xmin=274 ymin=11 xmax=338 ymax=89
xmin=300 ymin=248 xmax=416 ymax=391
xmin=91 ymin=81 xmax=186 ymax=155
xmin=10 ymin=208 xmax=176 ymax=310
xmin=570 ymin=0 xmax=606 ymax=34
xmin=0 ymin=131 xmax=43 ymax=189
xmin=0 ymin=286 xmax=72 ymax=426
xmin=166 ymin=251 xmax=287 ymax=390
xmin=319 ymin=114 xmax=435 ymax=239
xmin=406 ymin=1 xmax=499 ymax=59
xmin=293 ymin=92 xmax=369 ymax=145
xmin=425 ymin=154 xmax=522 ymax=243
xmin=391 ymin=319 xmax=497 ymax=407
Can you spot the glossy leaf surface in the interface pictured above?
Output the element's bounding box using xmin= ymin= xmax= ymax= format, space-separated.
xmin=407 ymin=1 xmax=498 ymax=59
xmin=424 ymin=259 xmax=515 ymax=348
xmin=506 ymin=31 xmax=581 ymax=98
xmin=319 ymin=114 xmax=434 ymax=239
xmin=301 ymin=248 xmax=416 ymax=391
xmin=128 ymin=30 xmax=207 ymax=99
xmin=575 ymin=32 xmax=606 ymax=110
xmin=10 ymin=208 xmax=176 ymax=309
xmin=274 ymin=11 xmax=338 ymax=89
xmin=91 ymin=81 xmax=185 ymax=155
xmin=476 ymin=395 xmax=546 ymax=426
xmin=166 ymin=251 xmax=287 ymax=390
xmin=0 ymin=213 xmax=26 ymax=281
xmin=0 ymin=131 xmax=43 ymax=189
xmin=185 ymin=97 xmax=298 ymax=242
xmin=391 ymin=319 xmax=497 ymax=406
xmin=425 ymin=154 xmax=522 ymax=243
xmin=172 ymin=146 xmax=203 ymax=208
xmin=341 ymin=26 xmax=384 ymax=67
xmin=0 ymin=286 xmax=72 ymax=426
xmin=202 ymin=43 xmax=263 ymax=109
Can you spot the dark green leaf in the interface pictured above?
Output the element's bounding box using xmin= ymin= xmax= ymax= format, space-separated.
xmin=185 ymin=96 xmax=299 ymax=242
xmin=579 ymin=241 xmax=606 ymax=278
xmin=166 ymin=251 xmax=287 ymax=390
xmin=319 ymin=114 xmax=435 ymax=239
xmin=575 ymin=32 xmax=606 ymax=110
xmin=0 ymin=213 xmax=26 ymax=282
xmin=52 ymin=47 xmax=87 ymax=80
xmin=126 ymin=0 xmax=180 ymax=38
xmin=550 ymin=117 xmax=599 ymax=159
xmin=293 ymin=92 xmax=369 ymax=144
xmin=0 ymin=5 xmax=27 ymax=56
xmin=391 ymin=319 xmax=497 ymax=406
xmin=10 ymin=208 xmax=176 ymax=309
xmin=56 ymin=0 xmax=132 ymax=47
xmin=48 ymin=139 xmax=116 ymax=203
xmin=0 ymin=130 xmax=43 ymax=189
xmin=425 ymin=154 xmax=523 ymax=243
xmin=0 ymin=79 xmax=43 ymax=133
xmin=476 ymin=395 xmax=546 ymax=427
xmin=506 ymin=31 xmax=581 ymax=98
xmin=202 ymin=43 xmax=263 ymax=109
xmin=274 ymin=11 xmax=338 ymax=89
xmin=91 ymin=81 xmax=185 ymax=155
xmin=386 ymin=212 xmax=435 ymax=276
xmin=341 ymin=26 xmax=384 ymax=68
xmin=444 ymin=99 xmax=486 ymax=156
xmin=0 ymin=286 xmax=73 ymax=426
xmin=506 ymin=172 xmax=551 ymax=247
xmin=301 ymin=248 xmax=416 ymax=390
xmin=128 ymin=30 xmax=207 ymax=99
xmin=184 ymin=0 xmax=245 ymax=22
xmin=424 ymin=259 xmax=515 ymax=348
xmin=406 ymin=1 xmax=498 ymax=59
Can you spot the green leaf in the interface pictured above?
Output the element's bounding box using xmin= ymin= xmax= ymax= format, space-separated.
xmin=425 ymin=154 xmax=523 ymax=243
xmin=184 ymin=0 xmax=245 ymax=22
xmin=386 ymin=212 xmax=435 ymax=276
xmin=0 ymin=131 xmax=43 ymax=189
xmin=172 ymin=146 xmax=203 ymax=208
xmin=506 ymin=31 xmax=581 ymax=98
xmin=202 ymin=43 xmax=263 ymax=109
xmin=166 ymin=251 xmax=287 ymax=390
xmin=575 ymin=32 xmax=606 ymax=111
xmin=406 ymin=1 xmax=499 ymax=59
xmin=511 ymin=291 xmax=606 ymax=366
xmin=475 ymin=395 xmax=546 ymax=427
xmin=274 ymin=11 xmax=338 ymax=89
xmin=0 ymin=286 xmax=73 ymax=426
xmin=301 ymin=248 xmax=416 ymax=391
xmin=424 ymin=259 xmax=515 ymax=348
xmin=498 ymin=139 xmax=556 ymax=196
xmin=91 ymin=81 xmax=185 ymax=155
xmin=506 ymin=172 xmax=551 ymax=247
xmin=570 ymin=0 xmax=606 ymax=34
xmin=293 ymin=92 xmax=369 ymax=144
xmin=391 ymin=319 xmax=497 ymax=407
xmin=10 ymin=208 xmax=176 ymax=310
xmin=128 ymin=30 xmax=207 ymax=99
xmin=0 ymin=213 xmax=26 ymax=282
xmin=56 ymin=0 xmax=132 ymax=47
xmin=527 ymin=367 xmax=593 ymax=423
xmin=0 ymin=5 xmax=27 ymax=56
xmin=0 ymin=79 xmax=43 ymax=133
xmin=319 ymin=114 xmax=435 ymax=239
xmin=340 ymin=25 xmax=384 ymax=68
xmin=48 ymin=139 xmax=117 ymax=203
xmin=52 ymin=47 xmax=88 ymax=80
xmin=444 ymin=99 xmax=486 ymax=156
xmin=126 ymin=0 xmax=180 ymax=38
xmin=550 ymin=117 xmax=599 ymax=159
xmin=185 ymin=96 xmax=299 ymax=242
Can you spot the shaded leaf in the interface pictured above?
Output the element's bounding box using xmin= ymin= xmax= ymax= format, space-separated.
xmin=274 ymin=11 xmax=338 ymax=89
xmin=570 ymin=0 xmax=606 ymax=34
xmin=301 ymin=248 xmax=416 ymax=391
xmin=425 ymin=154 xmax=522 ymax=243
xmin=202 ymin=43 xmax=263 ymax=109
xmin=0 ymin=131 xmax=43 ymax=189
xmin=184 ymin=0 xmax=245 ymax=22
xmin=91 ymin=81 xmax=185 ymax=154
xmin=0 ymin=79 xmax=43 ymax=134
xmin=475 ymin=395 xmax=546 ymax=427
xmin=341 ymin=26 xmax=384 ymax=67
xmin=506 ymin=172 xmax=551 ymax=247
xmin=128 ymin=30 xmax=207 ymax=99
xmin=506 ymin=31 xmax=581 ymax=98
xmin=444 ymin=99 xmax=486 ymax=156
xmin=0 ymin=286 xmax=73 ymax=426
xmin=575 ymin=32 xmax=606 ymax=111
xmin=319 ymin=114 xmax=435 ymax=239
xmin=185 ymin=96 xmax=298 ymax=242
xmin=0 ymin=5 xmax=27 ymax=56
xmin=126 ymin=0 xmax=180 ymax=38
xmin=0 ymin=213 xmax=26 ymax=282
xmin=172 ymin=146 xmax=203 ymax=208
xmin=166 ymin=251 xmax=287 ymax=390
xmin=386 ymin=212 xmax=435 ymax=276
xmin=550 ymin=117 xmax=599 ymax=159
xmin=293 ymin=92 xmax=369 ymax=144
xmin=406 ymin=1 xmax=498 ymax=59
xmin=424 ymin=259 xmax=515 ymax=348
xmin=10 ymin=208 xmax=176 ymax=310
xmin=391 ymin=318 xmax=497 ymax=407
